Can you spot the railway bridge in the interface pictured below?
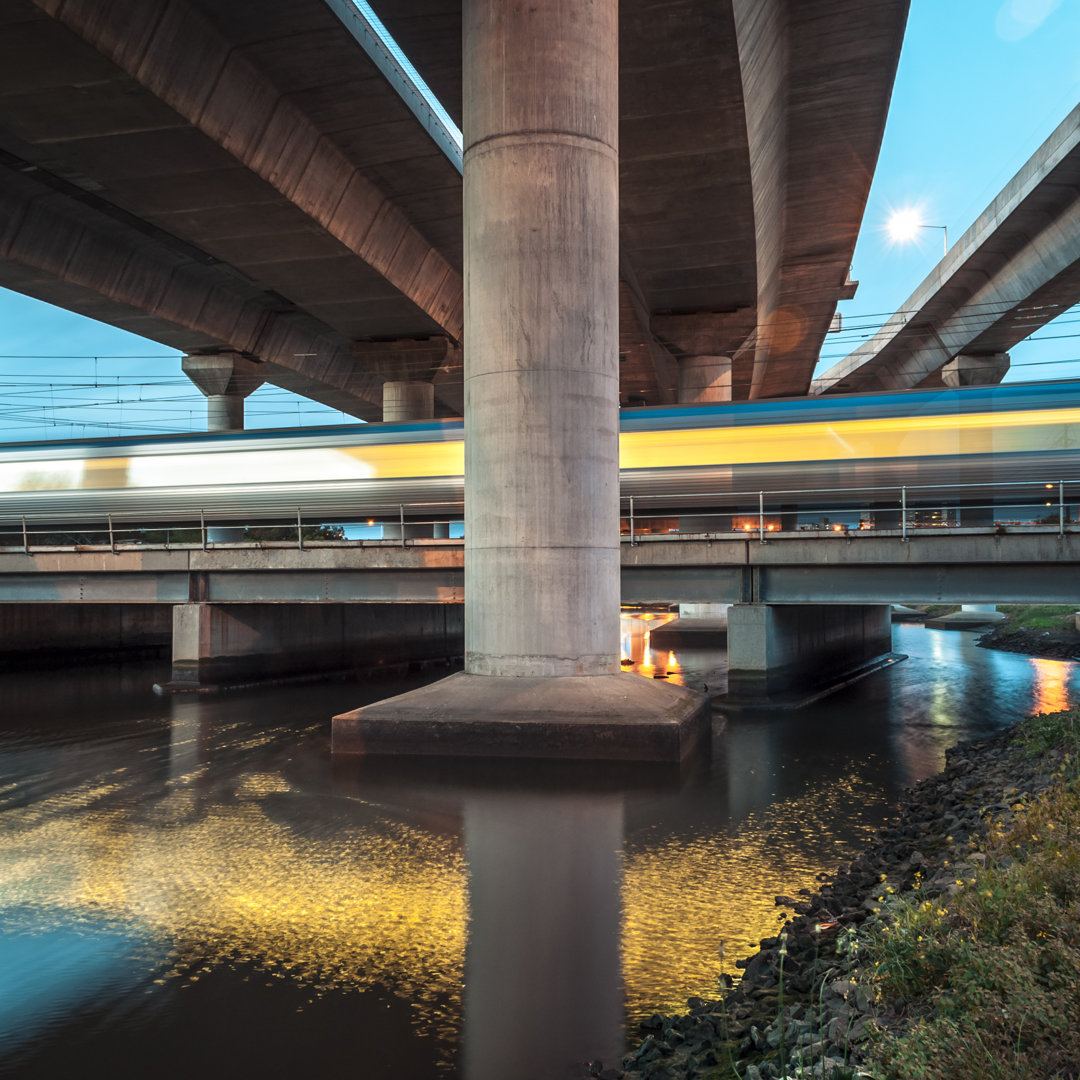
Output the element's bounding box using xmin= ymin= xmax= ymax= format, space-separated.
xmin=2 ymin=528 xmax=1077 ymax=733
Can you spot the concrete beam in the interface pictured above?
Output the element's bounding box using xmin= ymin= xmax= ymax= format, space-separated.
xmin=0 ymin=170 xmax=385 ymax=419
xmin=35 ymin=0 xmax=464 ymax=342
xmin=736 ymin=0 xmax=908 ymax=399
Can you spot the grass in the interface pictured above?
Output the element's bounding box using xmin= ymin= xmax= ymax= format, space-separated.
xmin=855 ymin=710 xmax=1080 ymax=1080
xmin=996 ymin=605 xmax=1078 ymax=632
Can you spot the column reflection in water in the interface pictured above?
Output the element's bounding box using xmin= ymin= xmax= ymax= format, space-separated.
xmin=167 ymin=697 xmax=206 ymax=785
xmin=463 ymin=793 xmax=624 ymax=1080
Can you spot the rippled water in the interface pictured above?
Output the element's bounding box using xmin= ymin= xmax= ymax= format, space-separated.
xmin=0 ymin=624 xmax=1075 ymax=1078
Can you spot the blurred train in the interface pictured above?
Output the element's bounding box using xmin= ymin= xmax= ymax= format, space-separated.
xmin=0 ymin=379 xmax=1078 ymax=526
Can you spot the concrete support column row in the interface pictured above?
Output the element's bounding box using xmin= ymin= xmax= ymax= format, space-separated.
xmin=159 ymin=602 xmax=464 ymax=692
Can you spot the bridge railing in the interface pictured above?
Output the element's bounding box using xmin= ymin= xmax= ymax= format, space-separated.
xmin=622 ymin=478 xmax=1076 ymax=543
xmin=0 ymin=478 xmax=1075 ymax=552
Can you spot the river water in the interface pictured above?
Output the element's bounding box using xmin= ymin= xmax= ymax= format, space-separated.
xmin=0 ymin=622 xmax=1076 ymax=1079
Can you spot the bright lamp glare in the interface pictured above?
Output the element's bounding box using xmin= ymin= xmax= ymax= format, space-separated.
xmin=887 ymin=208 xmax=923 ymax=243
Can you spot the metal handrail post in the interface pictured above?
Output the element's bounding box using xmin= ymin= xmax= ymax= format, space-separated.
xmin=21 ymin=516 xmax=28 ymax=554
xmin=200 ymin=510 xmax=207 ymax=551
xmin=399 ymin=504 xmax=406 ymax=548
xmin=297 ymin=508 xmax=304 ymax=551
xmin=108 ymin=513 xmax=115 ymax=553
xmin=901 ymin=486 xmax=907 ymax=542
xmin=629 ymin=496 xmax=635 ymax=546
xmin=758 ymin=491 xmax=765 ymax=543
xmin=1060 ymin=480 xmax=1066 ymax=537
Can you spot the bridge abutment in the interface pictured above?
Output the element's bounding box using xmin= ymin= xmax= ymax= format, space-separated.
xmin=721 ymin=603 xmax=901 ymax=709
xmin=332 ymin=0 xmax=707 ymax=760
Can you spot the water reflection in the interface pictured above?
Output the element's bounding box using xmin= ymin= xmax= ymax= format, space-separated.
xmin=1031 ymin=657 xmax=1072 ymax=714
xmin=0 ymin=627 xmax=1077 ymax=1077
xmin=464 ymin=794 xmax=623 ymax=1079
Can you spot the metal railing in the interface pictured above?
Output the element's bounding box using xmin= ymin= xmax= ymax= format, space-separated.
xmin=621 ymin=478 xmax=1075 ymax=544
xmin=0 ymin=477 xmax=1075 ymax=552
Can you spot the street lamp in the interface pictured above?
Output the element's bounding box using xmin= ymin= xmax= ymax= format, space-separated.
xmin=886 ymin=208 xmax=948 ymax=257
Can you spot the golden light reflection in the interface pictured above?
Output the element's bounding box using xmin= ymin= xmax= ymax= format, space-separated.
xmin=0 ymin=775 xmax=466 ymax=1048
xmin=621 ymin=772 xmax=881 ymax=1018
xmin=1031 ymin=657 xmax=1073 ymax=714
xmin=2 ymin=747 xmax=882 ymax=1041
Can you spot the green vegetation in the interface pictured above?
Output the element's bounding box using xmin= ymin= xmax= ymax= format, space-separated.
xmin=997 ymin=605 xmax=1077 ymax=632
xmin=858 ymin=710 xmax=1080 ymax=1080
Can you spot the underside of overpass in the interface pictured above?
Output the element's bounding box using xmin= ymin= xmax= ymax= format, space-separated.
xmin=0 ymin=0 xmax=906 ymax=415
xmin=0 ymin=0 xmax=913 ymax=759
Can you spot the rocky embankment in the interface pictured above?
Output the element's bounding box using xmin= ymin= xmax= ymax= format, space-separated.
xmin=977 ymin=622 xmax=1080 ymax=661
xmin=591 ymin=725 xmax=1062 ymax=1080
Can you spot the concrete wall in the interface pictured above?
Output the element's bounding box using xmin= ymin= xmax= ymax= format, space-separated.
xmin=726 ymin=603 xmax=893 ymax=701
xmin=169 ymin=602 xmax=464 ymax=687
xmin=0 ymin=604 xmax=171 ymax=666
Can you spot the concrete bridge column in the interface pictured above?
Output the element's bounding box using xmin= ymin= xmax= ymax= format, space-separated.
xmin=382 ymin=381 xmax=435 ymax=423
xmin=183 ymin=353 xmax=265 ymax=542
xmin=182 ymin=353 xmax=265 ymax=432
xmin=722 ymin=604 xmax=900 ymax=708
xmin=333 ymin=0 xmax=707 ymax=760
xmin=157 ymin=603 xmax=464 ymax=692
xmin=677 ymin=355 xmax=732 ymax=403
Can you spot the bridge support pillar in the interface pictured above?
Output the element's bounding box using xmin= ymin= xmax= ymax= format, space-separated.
xmin=182 ymin=353 xmax=265 ymax=432
xmin=677 ymin=355 xmax=732 ymax=403
xmin=721 ymin=603 xmax=901 ymax=709
xmin=183 ymin=353 xmax=266 ymax=541
xmin=333 ymin=0 xmax=707 ymax=760
xmin=157 ymin=602 xmax=463 ymax=693
xmin=941 ymin=352 xmax=1010 ymax=387
xmin=382 ymin=381 xmax=435 ymax=423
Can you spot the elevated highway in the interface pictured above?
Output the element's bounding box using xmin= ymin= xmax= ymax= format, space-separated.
xmin=0 ymin=0 xmax=905 ymax=412
xmin=814 ymin=105 xmax=1080 ymax=394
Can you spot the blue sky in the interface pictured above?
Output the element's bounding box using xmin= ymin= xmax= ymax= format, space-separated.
xmin=819 ymin=0 xmax=1080 ymax=383
xmin=1 ymin=0 xmax=1079 ymax=443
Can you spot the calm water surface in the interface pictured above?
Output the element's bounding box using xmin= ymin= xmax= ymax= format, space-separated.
xmin=0 ymin=623 xmax=1076 ymax=1078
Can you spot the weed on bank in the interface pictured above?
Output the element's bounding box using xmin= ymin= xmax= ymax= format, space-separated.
xmin=857 ymin=709 xmax=1080 ymax=1080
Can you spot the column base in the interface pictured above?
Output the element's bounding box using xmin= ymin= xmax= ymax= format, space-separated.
xmin=332 ymin=670 xmax=710 ymax=762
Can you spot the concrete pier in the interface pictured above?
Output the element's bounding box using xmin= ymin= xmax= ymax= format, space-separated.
xmin=721 ymin=603 xmax=901 ymax=709
xmin=158 ymin=602 xmax=463 ymax=692
xmin=182 ymin=353 xmax=265 ymax=432
xmin=677 ymin=355 xmax=733 ymax=403
xmin=382 ymin=381 xmax=435 ymax=423
xmin=183 ymin=353 xmax=266 ymax=542
xmin=333 ymin=0 xmax=707 ymax=760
